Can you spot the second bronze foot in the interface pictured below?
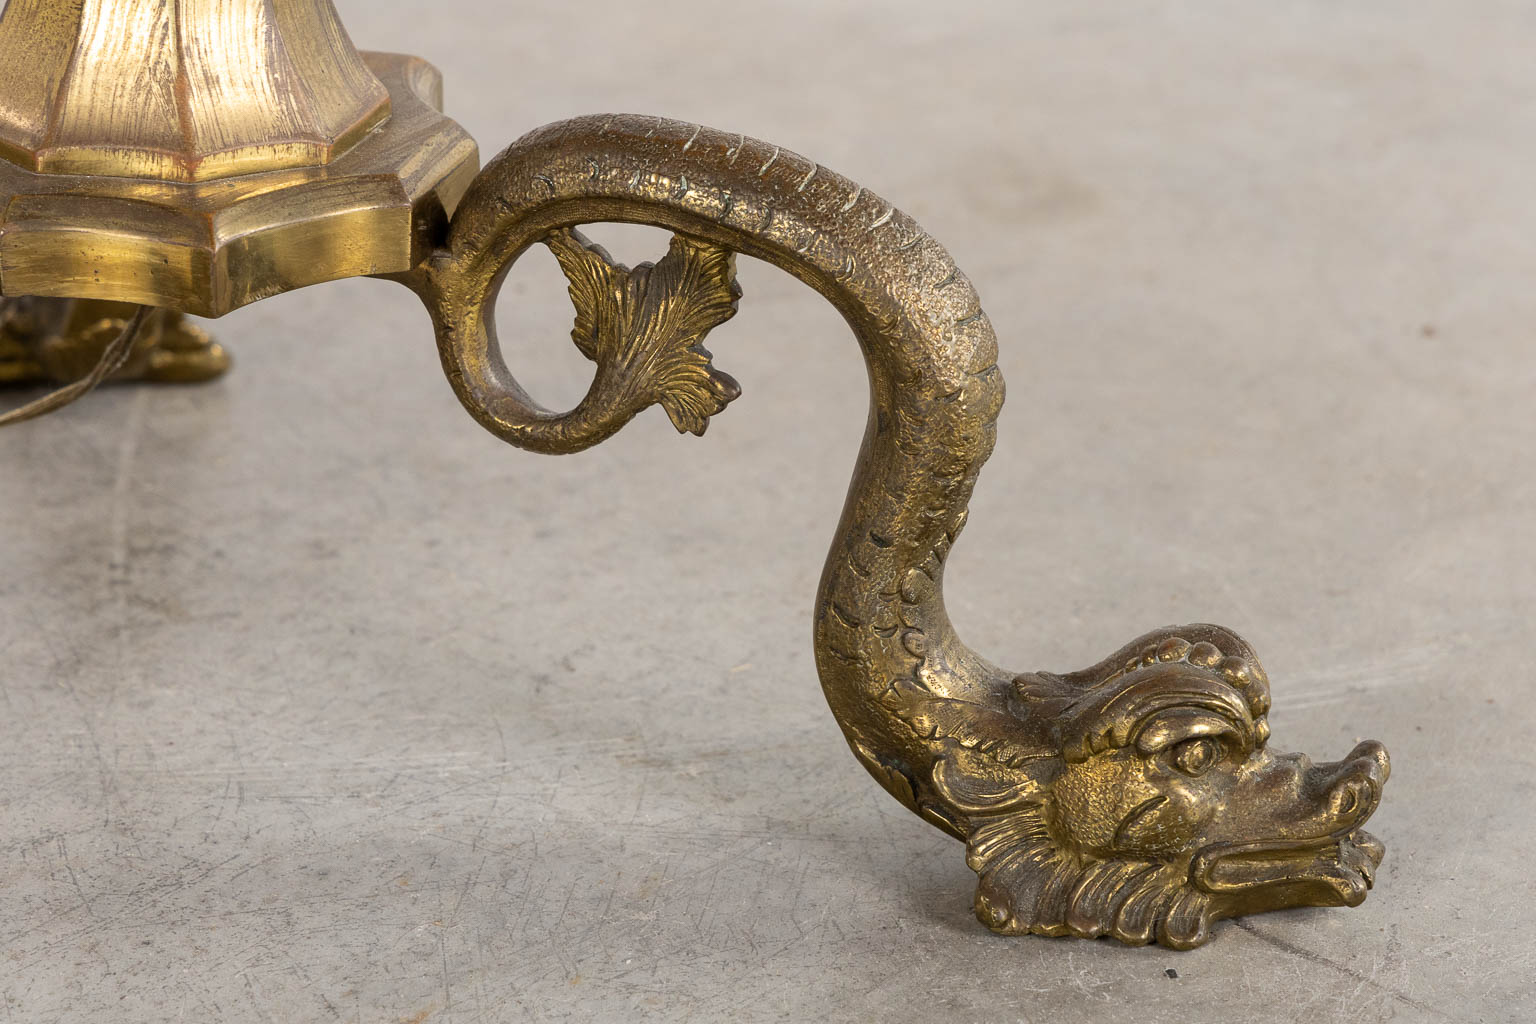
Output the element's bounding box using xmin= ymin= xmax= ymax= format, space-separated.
xmin=0 ymin=297 xmax=229 ymax=387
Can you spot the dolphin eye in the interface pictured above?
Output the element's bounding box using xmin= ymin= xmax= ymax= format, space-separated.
xmin=1171 ymin=737 xmax=1221 ymax=776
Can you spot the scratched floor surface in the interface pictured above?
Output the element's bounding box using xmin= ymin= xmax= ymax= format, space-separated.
xmin=3 ymin=1 xmax=1533 ymax=1022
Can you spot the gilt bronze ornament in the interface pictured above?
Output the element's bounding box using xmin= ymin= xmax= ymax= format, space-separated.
xmin=0 ymin=1 xmax=1389 ymax=949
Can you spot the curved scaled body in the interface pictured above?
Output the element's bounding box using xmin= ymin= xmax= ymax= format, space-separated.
xmin=399 ymin=114 xmax=1390 ymax=949
xmin=405 ymin=115 xmax=1009 ymax=813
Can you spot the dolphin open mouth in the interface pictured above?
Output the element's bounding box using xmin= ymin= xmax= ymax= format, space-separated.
xmin=1191 ymin=829 xmax=1385 ymax=906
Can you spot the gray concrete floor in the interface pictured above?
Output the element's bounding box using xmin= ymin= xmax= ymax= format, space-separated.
xmin=3 ymin=1 xmax=1533 ymax=1021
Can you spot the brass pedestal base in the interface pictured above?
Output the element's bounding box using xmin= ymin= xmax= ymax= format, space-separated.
xmin=0 ymin=52 xmax=477 ymax=317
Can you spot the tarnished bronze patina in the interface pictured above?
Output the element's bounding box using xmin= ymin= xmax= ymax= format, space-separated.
xmin=393 ymin=116 xmax=1390 ymax=947
xmin=0 ymin=2 xmax=1390 ymax=949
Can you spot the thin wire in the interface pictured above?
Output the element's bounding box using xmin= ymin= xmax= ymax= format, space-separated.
xmin=0 ymin=305 xmax=152 ymax=427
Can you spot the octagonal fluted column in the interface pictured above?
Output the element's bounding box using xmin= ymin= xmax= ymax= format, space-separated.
xmin=0 ymin=0 xmax=390 ymax=182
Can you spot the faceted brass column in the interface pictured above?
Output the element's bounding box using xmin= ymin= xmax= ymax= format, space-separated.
xmin=0 ymin=0 xmax=390 ymax=182
xmin=0 ymin=1 xmax=1392 ymax=950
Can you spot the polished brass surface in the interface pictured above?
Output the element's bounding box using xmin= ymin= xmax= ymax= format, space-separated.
xmin=0 ymin=0 xmax=389 ymax=182
xmin=0 ymin=51 xmax=478 ymax=316
xmin=398 ymin=115 xmax=1391 ymax=948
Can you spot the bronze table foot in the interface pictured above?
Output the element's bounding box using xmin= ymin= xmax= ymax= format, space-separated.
xmin=0 ymin=297 xmax=229 ymax=388
xmin=393 ymin=115 xmax=1390 ymax=948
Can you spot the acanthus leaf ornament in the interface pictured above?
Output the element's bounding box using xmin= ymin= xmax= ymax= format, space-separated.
xmin=546 ymin=227 xmax=741 ymax=437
